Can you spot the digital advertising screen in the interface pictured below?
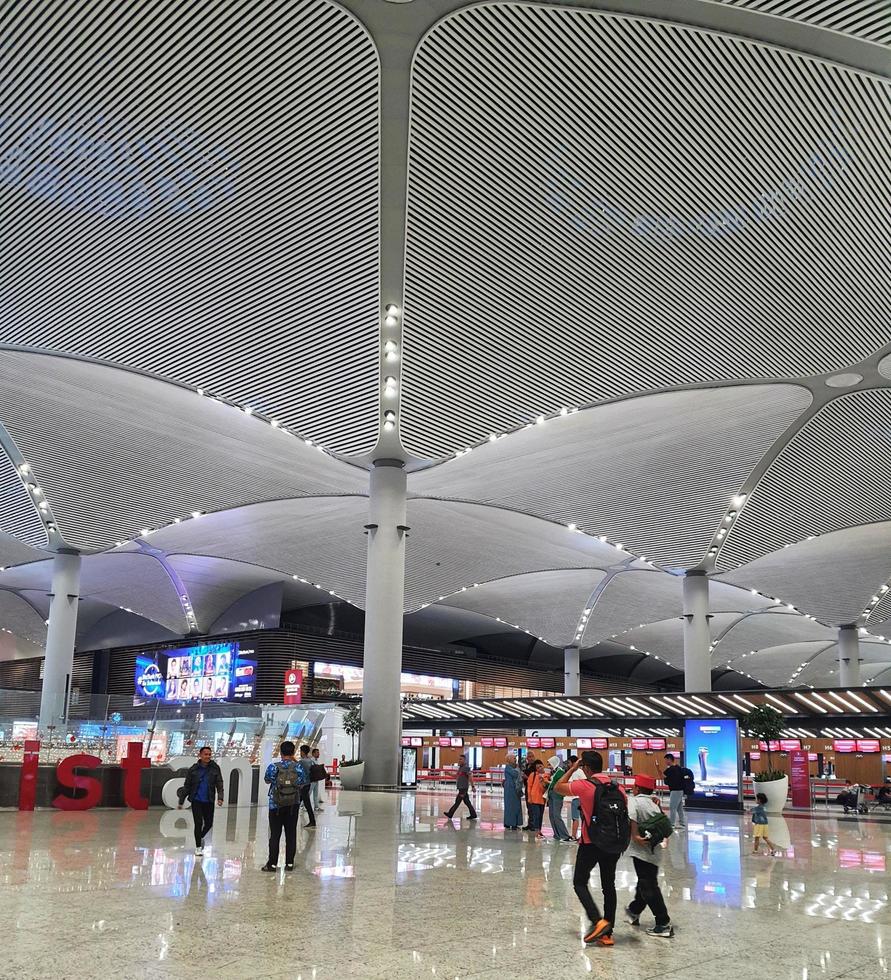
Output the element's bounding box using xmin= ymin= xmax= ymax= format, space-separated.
xmin=684 ymin=718 xmax=741 ymax=807
xmin=133 ymin=641 xmax=256 ymax=704
xmin=493 ymin=737 xmax=508 ymax=748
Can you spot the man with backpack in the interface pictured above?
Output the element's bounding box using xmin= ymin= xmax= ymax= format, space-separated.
xmin=262 ymin=740 xmax=307 ymax=872
xmin=657 ymin=753 xmax=694 ymax=830
xmin=555 ymin=751 xmax=629 ymax=947
xmin=625 ymin=774 xmax=674 ymax=937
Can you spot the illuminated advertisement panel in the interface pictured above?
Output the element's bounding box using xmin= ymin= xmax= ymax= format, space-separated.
xmin=134 ymin=642 xmax=256 ymax=704
xmin=684 ymin=718 xmax=741 ymax=807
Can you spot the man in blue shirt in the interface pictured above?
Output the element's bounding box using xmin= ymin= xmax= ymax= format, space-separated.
xmin=177 ymin=746 xmax=224 ymax=856
xmin=262 ymin=741 xmax=306 ymax=872
xmin=298 ymin=744 xmax=317 ymax=827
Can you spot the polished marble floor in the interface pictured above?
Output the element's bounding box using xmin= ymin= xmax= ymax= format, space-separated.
xmin=1 ymin=790 xmax=889 ymax=980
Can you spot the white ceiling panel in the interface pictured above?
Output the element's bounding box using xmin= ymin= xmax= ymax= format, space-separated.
xmin=0 ymin=352 xmax=368 ymax=552
xmin=440 ymin=568 xmax=607 ymax=647
xmin=0 ymin=0 xmax=380 ymax=454
xmin=720 ymin=522 xmax=891 ymax=624
xmin=411 ymin=385 xmax=810 ymax=568
xmin=713 ymin=609 xmax=835 ymax=658
xmin=402 ymin=3 xmax=890 ymax=457
xmin=715 ymin=0 xmax=891 ymax=45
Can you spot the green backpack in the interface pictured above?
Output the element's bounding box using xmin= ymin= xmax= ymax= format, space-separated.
xmin=637 ymin=811 xmax=674 ymax=851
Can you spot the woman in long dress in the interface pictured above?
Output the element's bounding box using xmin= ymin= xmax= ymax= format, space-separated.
xmin=502 ymin=754 xmax=523 ymax=830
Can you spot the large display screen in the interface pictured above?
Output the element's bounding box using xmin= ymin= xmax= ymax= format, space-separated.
xmin=133 ymin=642 xmax=257 ymax=704
xmin=684 ymin=718 xmax=741 ymax=805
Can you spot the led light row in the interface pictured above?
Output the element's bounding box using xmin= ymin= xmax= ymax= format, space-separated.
xmin=16 ymin=463 xmax=61 ymax=541
xmin=381 ymin=304 xmax=402 ymax=435
xmin=707 ymin=493 xmax=747 ymax=558
xmin=417 ymin=586 xmax=548 ymax=644
xmin=860 ymin=581 xmax=889 ymax=622
xmin=455 ymin=405 xmax=582 ymax=460
xmin=193 ymin=387 xmax=330 ymax=455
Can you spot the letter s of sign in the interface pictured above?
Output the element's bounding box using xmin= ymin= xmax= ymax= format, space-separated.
xmin=53 ymin=754 xmax=102 ymax=811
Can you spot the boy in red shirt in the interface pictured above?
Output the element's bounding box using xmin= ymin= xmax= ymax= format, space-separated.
xmin=555 ymin=751 xmax=628 ymax=946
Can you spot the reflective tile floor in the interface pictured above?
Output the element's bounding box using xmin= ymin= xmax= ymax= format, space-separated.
xmin=1 ymin=791 xmax=889 ymax=980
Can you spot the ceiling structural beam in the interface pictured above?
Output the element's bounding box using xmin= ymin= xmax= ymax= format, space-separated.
xmin=564 ymin=645 xmax=580 ymax=696
xmin=837 ymin=624 xmax=862 ymax=687
xmin=683 ymin=571 xmax=711 ymax=692
xmin=38 ymin=551 xmax=82 ymax=730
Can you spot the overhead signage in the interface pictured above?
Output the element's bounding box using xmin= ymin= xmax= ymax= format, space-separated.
xmin=539 ymin=737 xmax=556 ymax=749
xmin=631 ymin=738 xmax=648 ymax=750
xmin=284 ymin=668 xmax=303 ymax=705
xmin=480 ymin=737 xmax=494 ymax=747
xmin=525 ymin=738 xmax=541 ymax=749
xmin=833 ymin=739 xmax=857 ymax=753
xmin=856 ymin=739 xmax=880 ymax=753
xmin=493 ymin=737 xmax=508 ymax=748
xmin=646 ymin=738 xmax=666 ymax=751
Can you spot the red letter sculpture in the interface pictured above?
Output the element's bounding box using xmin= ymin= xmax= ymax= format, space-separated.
xmin=121 ymin=741 xmax=151 ymax=809
xmin=53 ymin=754 xmax=102 ymax=810
xmin=18 ymin=739 xmax=41 ymax=811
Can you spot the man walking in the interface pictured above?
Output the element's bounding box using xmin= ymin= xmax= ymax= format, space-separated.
xmin=298 ymin=744 xmax=317 ymax=827
xmin=444 ymin=754 xmax=478 ymax=821
xmin=177 ymin=746 xmax=224 ymax=856
xmin=546 ymin=754 xmax=575 ymax=842
xmin=657 ymin=753 xmax=692 ymax=830
xmin=555 ymin=751 xmax=629 ymax=946
xmin=262 ymin=740 xmax=306 ymax=872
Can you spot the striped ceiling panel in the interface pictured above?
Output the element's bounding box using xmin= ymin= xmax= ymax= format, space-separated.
xmin=717 ymin=389 xmax=891 ymax=569
xmin=0 ymin=352 xmax=368 ymax=552
xmin=0 ymin=529 xmax=45 ymax=568
xmin=735 ymin=638 xmax=891 ymax=687
xmin=720 ymin=522 xmax=891 ymax=624
xmin=0 ymin=446 xmax=47 ymax=549
xmin=412 ymin=385 xmax=811 ymax=568
xmin=581 ymin=570 xmax=683 ymax=646
xmin=440 ymin=568 xmax=607 ymax=647
xmin=867 ymin=590 xmax=891 ymax=629
xmin=716 ymin=0 xmax=891 ymax=45
xmin=0 ymin=0 xmax=380 ymax=455
xmin=0 ymin=589 xmax=48 ymax=646
xmin=405 ymin=498 xmax=620 ymax=609
xmin=402 ymin=4 xmax=890 ymax=458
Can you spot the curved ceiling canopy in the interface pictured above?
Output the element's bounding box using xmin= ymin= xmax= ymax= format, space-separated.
xmin=401 ymin=2 xmax=890 ymax=457
xmin=0 ymin=0 xmax=888 ymax=691
xmin=0 ymin=352 xmax=367 ymax=552
xmin=412 ymin=385 xmax=811 ymax=568
xmin=1 ymin=0 xmax=380 ymax=455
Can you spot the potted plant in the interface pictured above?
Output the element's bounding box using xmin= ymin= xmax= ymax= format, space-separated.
xmin=339 ymin=704 xmax=366 ymax=790
xmin=743 ymin=704 xmax=788 ymax=813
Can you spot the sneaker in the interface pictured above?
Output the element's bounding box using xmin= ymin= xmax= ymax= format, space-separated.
xmin=261 ymin=864 xmax=277 ymax=873
xmin=647 ymin=924 xmax=674 ymax=938
xmin=624 ymin=907 xmax=640 ymax=926
xmin=468 ymin=815 xmax=478 ymax=821
xmin=195 ymin=846 xmax=204 ymax=856
xmin=595 ymin=934 xmax=615 ymax=947
xmin=584 ymin=919 xmax=611 ymax=944
xmin=285 ymin=864 xmax=294 ymax=871
xmin=443 ymin=813 xmax=454 ymax=820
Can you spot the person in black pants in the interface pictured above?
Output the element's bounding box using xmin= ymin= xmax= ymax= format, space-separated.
xmin=177 ymin=746 xmax=224 ymax=856
xmin=444 ymin=754 xmax=478 ymax=820
xmin=555 ymin=751 xmax=625 ymax=947
xmin=262 ymin=741 xmax=305 ymax=871
xmin=625 ymin=774 xmax=673 ymax=937
xmin=298 ymin=744 xmax=316 ymax=827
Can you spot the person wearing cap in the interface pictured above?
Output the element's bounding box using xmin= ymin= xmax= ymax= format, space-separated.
xmin=545 ymin=754 xmax=575 ymax=843
xmin=625 ymin=774 xmax=673 ymax=938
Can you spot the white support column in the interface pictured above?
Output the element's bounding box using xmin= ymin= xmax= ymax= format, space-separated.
xmin=836 ymin=625 xmax=861 ymax=687
xmin=564 ymin=646 xmax=580 ymax=696
xmin=39 ymin=551 xmax=82 ymax=731
xmin=360 ymin=460 xmax=407 ymax=789
xmin=683 ymin=571 xmax=711 ymax=693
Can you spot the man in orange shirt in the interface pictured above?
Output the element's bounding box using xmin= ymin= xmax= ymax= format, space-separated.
xmin=556 ymin=751 xmax=630 ymax=946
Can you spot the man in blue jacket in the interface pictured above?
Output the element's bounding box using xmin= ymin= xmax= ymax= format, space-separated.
xmin=262 ymin=741 xmax=307 ymax=872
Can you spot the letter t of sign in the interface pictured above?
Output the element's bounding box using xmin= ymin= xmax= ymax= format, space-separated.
xmin=121 ymin=742 xmax=152 ymax=810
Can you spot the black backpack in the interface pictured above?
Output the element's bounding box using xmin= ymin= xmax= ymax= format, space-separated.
xmin=587 ymin=778 xmax=630 ymax=854
xmin=681 ymin=768 xmax=695 ymax=795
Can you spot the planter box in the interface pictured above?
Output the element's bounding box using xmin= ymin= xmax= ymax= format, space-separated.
xmin=339 ymin=761 xmax=365 ymax=789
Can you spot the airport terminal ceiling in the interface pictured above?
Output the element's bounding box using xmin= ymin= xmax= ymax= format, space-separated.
xmin=0 ymin=0 xmax=889 ymax=689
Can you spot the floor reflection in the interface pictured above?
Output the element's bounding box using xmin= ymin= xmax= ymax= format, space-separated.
xmin=1 ymin=791 xmax=889 ymax=978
